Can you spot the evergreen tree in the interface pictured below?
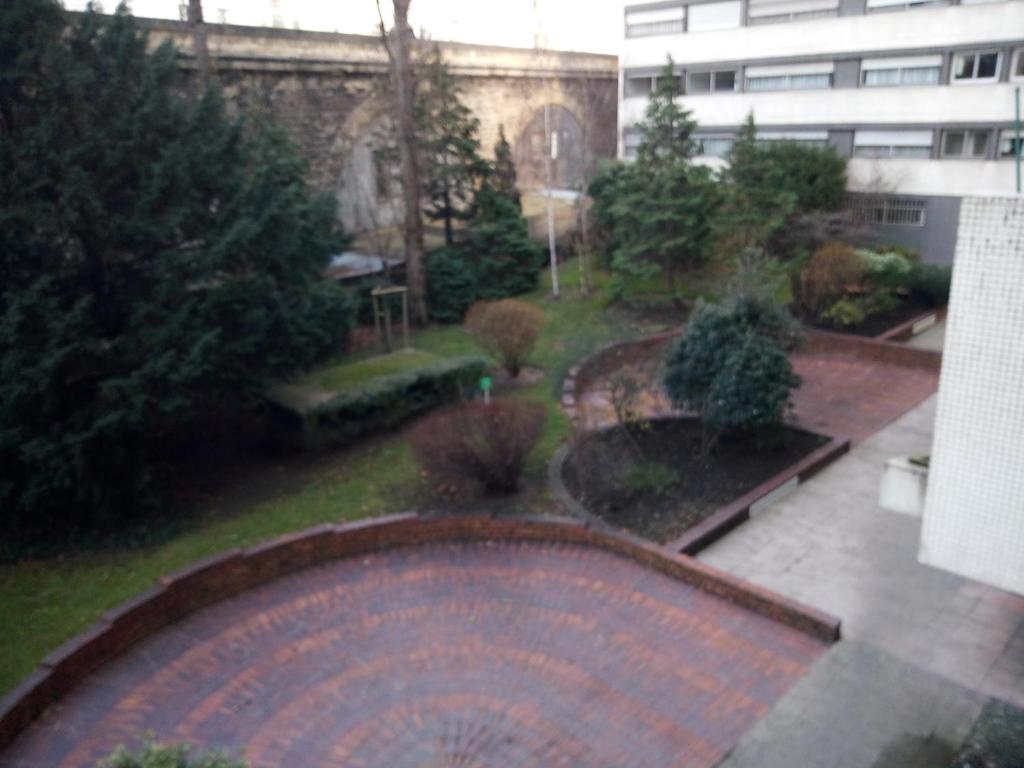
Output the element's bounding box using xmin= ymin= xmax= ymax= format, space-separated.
xmin=636 ymin=58 xmax=697 ymax=166
xmin=597 ymin=56 xmax=716 ymax=299
xmin=416 ymin=45 xmax=489 ymax=245
xmin=491 ymin=125 xmax=521 ymax=210
xmin=717 ymin=112 xmax=796 ymax=251
xmin=0 ymin=1 xmax=354 ymax=538
xmin=471 ymin=183 xmax=544 ymax=299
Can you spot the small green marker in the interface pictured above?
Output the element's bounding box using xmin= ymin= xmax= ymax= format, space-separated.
xmin=480 ymin=375 xmax=493 ymax=404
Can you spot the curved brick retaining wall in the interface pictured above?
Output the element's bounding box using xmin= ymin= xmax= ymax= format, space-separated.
xmin=0 ymin=513 xmax=840 ymax=751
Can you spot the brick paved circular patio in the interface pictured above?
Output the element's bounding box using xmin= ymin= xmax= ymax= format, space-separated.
xmin=2 ymin=541 xmax=825 ymax=768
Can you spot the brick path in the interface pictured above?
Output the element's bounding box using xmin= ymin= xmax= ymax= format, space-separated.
xmin=789 ymin=353 xmax=938 ymax=443
xmin=1 ymin=541 xmax=825 ymax=768
xmin=578 ymin=352 xmax=938 ymax=444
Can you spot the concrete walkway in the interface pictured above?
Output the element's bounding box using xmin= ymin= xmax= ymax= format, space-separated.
xmin=700 ymin=394 xmax=1024 ymax=766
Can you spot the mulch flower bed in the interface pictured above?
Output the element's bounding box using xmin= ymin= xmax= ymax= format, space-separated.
xmin=563 ymin=418 xmax=827 ymax=544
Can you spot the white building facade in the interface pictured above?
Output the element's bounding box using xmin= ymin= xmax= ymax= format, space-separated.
xmin=619 ymin=0 xmax=1024 ymax=263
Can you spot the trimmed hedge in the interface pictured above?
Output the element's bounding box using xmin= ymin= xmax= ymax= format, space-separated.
xmin=267 ymin=356 xmax=487 ymax=449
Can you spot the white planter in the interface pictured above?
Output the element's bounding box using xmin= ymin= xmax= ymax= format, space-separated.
xmin=879 ymin=457 xmax=928 ymax=517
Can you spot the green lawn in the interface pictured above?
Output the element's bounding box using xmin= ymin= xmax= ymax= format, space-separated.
xmin=0 ymin=263 xmax=659 ymax=696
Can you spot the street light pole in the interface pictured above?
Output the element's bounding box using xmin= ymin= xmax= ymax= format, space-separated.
xmin=544 ymin=104 xmax=560 ymax=298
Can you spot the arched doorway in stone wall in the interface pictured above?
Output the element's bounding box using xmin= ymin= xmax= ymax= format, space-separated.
xmin=337 ymin=117 xmax=404 ymax=236
xmin=513 ymin=104 xmax=585 ymax=191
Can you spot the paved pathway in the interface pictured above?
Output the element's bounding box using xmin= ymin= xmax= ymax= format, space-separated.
xmin=700 ymin=395 xmax=1024 ymax=766
xmin=1 ymin=541 xmax=826 ymax=768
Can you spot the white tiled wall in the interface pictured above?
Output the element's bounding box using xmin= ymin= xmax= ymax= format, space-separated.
xmin=920 ymin=194 xmax=1024 ymax=596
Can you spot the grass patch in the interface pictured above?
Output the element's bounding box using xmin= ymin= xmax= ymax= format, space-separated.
xmin=0 ymin=261 xmax=659 ymax=696
xmin=296 ymin=348 xmax=441 ymax=393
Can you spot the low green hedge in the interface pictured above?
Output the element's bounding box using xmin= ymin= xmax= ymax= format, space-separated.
xmin=269 ymin=356 xmax=487 ymax=449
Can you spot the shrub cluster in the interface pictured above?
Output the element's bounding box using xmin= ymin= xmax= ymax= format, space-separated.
xmin=269 ymin=356 xmax=487 ymax=449
xmin=794 ymin=242 xmax=952 ymax=328
xmin=410 ymin=399 xmax=546 ymax=493
xmin=664 ymin=296 xmax=801 ymax=443
xmin=465 ymin=299 xmax=545 ymax=378
xmin=101 ymin=739 xmax=244 ymax=768
xmin=793 ymin=242 xmax=866 ymax=316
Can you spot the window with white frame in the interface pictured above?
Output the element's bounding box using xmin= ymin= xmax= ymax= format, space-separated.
xmin=951 ymin=50 xmax=1002 ymax=83
xmin=959 ymin=0 xmax=1008 ymax=4
xmin=625 ymin=6 xmax=685 ymax=37
xmin=998 ymin=129 xmax=1023 ymax=159
xmin=746 ymin=62 xmax=834 ymax=91
xmin=687 ymin=0 xmax=742 ymax=31
xmin=866 ymin=0 xmax=948 ymax=11
xmin=747 ymin=0 xmax=839 ymax=24
xmin=861 ymin=55 xmax=942 ymax=87
xmin=694 ymin=134 xmax=734 ymax=157
xmin=853 ymin=130 xmax=933 ymax=159
xmin=850 ymin=196 xmax=927 ymax=226
xmin=941 ymin=129 xmax=990 ymax=159
xmin=624 ymin=74 xmax=656 ymax=98
xmin=623 ymin=131 xmax=643 ymax=158
xmin=687 ymin=69 xmax=737 ymax=93
xmin=1012 ymin=48 xmax=1024 ymax=80
xmin=757 ymin=130 xmax=830 ymax=147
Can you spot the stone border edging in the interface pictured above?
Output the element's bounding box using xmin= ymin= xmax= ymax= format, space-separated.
xmin=873 ymin=306 xmax=947 ymax=343
xmin=667 ymin=434 xmax=850 ymax=555
xmin=0 ymin=513 xmax=840 ymax=751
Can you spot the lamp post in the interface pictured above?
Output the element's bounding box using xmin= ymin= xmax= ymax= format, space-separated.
xmin=544 ymin=104 xmax=560 ymax=298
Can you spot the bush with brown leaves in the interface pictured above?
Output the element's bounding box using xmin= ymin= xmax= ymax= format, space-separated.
xmin=409 ymin=399 xmax=546 ymax=493
xmin=793 ymin=241 xmax=865 ymax=316
xmin=465 ymin=299 xmax=544 ymax=378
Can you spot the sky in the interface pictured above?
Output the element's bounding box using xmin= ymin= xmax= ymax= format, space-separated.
xmin=63 ymin=1 xmax=625 ymax=54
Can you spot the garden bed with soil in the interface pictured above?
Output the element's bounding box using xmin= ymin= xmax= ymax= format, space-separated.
xmin=562 ymin=418 xmax=828 ymax=544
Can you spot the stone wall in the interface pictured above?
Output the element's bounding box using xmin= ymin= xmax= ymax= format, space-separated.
xmin=139 ymin=19 xmax=618 ymax=234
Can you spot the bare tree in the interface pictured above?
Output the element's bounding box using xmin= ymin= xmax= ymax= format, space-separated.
xmin=186 ymin=0 xmax=210 ymax=88
xmin=377 ymin=0 xmax=428 ymax=326
xmin=573 ymin=75 xmax=615 ymax=295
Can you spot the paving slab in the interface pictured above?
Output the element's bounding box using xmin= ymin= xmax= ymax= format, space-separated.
xmin=701 ymin=394 xmax=1024 ymax=765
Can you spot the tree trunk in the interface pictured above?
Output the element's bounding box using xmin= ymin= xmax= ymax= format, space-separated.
xmin=187 ymin=0 xmax=210 ymax=88
xmin=390 ymin=0 xmax=429 ymax=325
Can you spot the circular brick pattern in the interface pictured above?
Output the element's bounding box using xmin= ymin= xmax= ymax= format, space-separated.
xmin=2 ymin=541 xmax=824 ymax=768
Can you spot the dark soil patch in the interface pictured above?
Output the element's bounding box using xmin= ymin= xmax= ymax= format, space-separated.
xmin=808 ymin=296 xmax=935 ymax=338
xmin=563 ymin=418 xmax=827 ymax=544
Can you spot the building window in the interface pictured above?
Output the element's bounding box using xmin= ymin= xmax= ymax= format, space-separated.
xmin=1012 ymin=48 xmax=1024 ymax=80
xmin=625 ymin=6 xmax=685 ymax=37
xmin=866 ymin=0 xmax=948 ymax=11
xmin=951 ymin=51 xmax=1002 ymax=83
xmin=687 ymin=0 xmax=742 ymax=32
xmin=687 ymin=70 xmax=737 ymax=94
xmin=746 ymin=63 xmax=834 ymax=91
xmin=861 ymin=55 xmax=942 ymax=87
xmin=695 ymin=135 xmax=734 ymax=157
xmin=623 ymin=131 xmax=643 ymax=158
xmin=850 ymin=196 xmax=927 ymax=227
xmin=853 ymin=130 xmax=933 ymax=159
xmin=941 ymin=129 xmax=990 ymax=159
xmin=747 ymin=0 xmax=839 ymax=24
xmin=757 ymin=130 xmax=830 ymax=147
xmin=998 ymin=130 xmax=1023 ymax=159
xmin=624 ymin=75 xmax=655 ymax=98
